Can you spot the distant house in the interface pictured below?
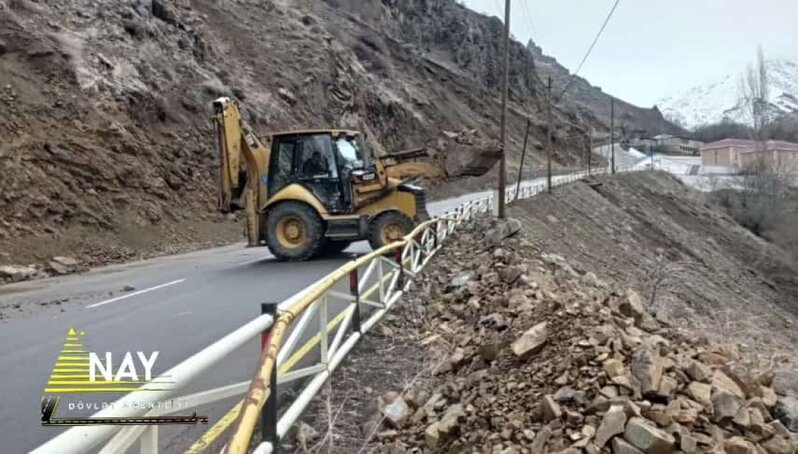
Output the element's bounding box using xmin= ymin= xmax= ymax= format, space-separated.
xmin=652 ymin=134 xmax=704 ymax=155
xmin=631 ymin=137 xmax=657 ymax=151
xmin=701 ymin=139 xmax=798 ymax=173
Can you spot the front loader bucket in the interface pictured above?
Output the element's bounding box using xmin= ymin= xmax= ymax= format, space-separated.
xmin=440 ymin=129 xmax=501 ymax=178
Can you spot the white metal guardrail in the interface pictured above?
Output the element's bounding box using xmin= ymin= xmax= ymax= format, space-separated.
xmin=32 ymin=165 xmax=648 ymax=454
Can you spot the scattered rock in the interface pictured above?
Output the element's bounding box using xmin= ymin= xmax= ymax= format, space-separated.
xmin=774 ymin=396 xmax=798 ymax=432
xmin=51 ymin=256 xmax=79 ymax=267
xmin=684 ymin=360 xmax=711 ymax=382
xmin=510 ymin=321 xmax=548 ymax=358
xmin=623 ymin=417 xmax=675 ymax=453
xmin=612 ymin=436 xmax=645 ymax=454
xmin=381 ymin=397 xmax=412 ymax=428
xmin=0 ymin=264 xmax=37 ymax=282
xmin=542 ymin=394 xmax=562 ymax=421
xmin=450 ymin=272 xmax=472 ymax=288
xmin=122 ymin=285 xmax=136 ymax=292
xmin=724 ymin=436 xmax=756 ymax=454
xmin=687 ymin=381 xmax=712 ymax=407
xmin=603 ymin=358 xmax=625 ymax=377
xmin=485 ymin=218 xmax=521 ymax=246
xmin=595 ymin=404 xmax=627 ymax=447
xmin=296 ymin=422 xmax=319 ymax=449
xmin=630 ymin=346 xmax=663 ymax=397
xmin=711 ymin=389 xmax=742 ymax=422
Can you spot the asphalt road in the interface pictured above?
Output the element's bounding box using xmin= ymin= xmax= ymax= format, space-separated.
xmin=0 ymin=181 xmax=538 ymax=453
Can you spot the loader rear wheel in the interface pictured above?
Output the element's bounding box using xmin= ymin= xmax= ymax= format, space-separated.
xmin=266 ymin=202 xmax=324 ymax=261
xmin=368 ymin=211 xmax=414 ymax=251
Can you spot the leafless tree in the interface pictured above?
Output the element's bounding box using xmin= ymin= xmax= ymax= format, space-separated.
xmin=738 ymin=47 xmax=771 ymax=144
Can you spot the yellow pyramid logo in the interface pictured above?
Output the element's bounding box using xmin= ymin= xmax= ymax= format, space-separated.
xmin=44 ymin=328 xmax=172 ymax=394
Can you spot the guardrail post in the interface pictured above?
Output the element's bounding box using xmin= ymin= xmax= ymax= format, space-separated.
xmin=395 ymin=246 xmax=405 ymax=288
xmin=260 ymin=302 xmax=279 ymax=451
xmin=349 ymin=269 xmax=361 ymax=334
xmin=415 ymin=233 xmax=425 ymax=268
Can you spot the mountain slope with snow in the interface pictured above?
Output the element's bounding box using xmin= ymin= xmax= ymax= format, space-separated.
xmin=656 ymin=59 xmax=798 ymax=129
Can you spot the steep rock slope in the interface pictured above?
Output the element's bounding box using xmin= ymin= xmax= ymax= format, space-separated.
xmin=0 ymin=0 xmax=680 ymax=267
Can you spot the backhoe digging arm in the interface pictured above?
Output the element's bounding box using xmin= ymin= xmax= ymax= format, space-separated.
xmin=212 ymin=97 xmax=270 ymax=246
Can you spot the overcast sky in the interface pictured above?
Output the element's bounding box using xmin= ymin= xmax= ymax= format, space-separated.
xmin=463 ymin=0 xmax=798 ymax=107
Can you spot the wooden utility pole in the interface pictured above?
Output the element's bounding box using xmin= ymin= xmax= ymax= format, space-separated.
xmin=497 ymin=0 xmax=511 ymax=218
xmin=515 ymin=119 xmax=531 ymax=200
xmin=546 ymin=76 xmax=553 ymax=193
xmin=610 ymin=99 xmax=615 ymax=174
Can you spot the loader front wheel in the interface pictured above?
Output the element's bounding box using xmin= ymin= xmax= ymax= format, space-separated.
xmin=368 ymin=211 xmax=414 ymax=251
xmin=266 ymin=202 xmax=324 ymax=261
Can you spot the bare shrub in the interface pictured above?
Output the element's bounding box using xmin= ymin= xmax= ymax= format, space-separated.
xmin=644 ymin=253 xmax=701 ymax=312
xmin=713 ymin=162 xmax=791 ymax=238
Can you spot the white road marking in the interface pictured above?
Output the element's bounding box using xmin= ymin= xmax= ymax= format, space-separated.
xmin=86 ymin=279 xmax=186 ymax=309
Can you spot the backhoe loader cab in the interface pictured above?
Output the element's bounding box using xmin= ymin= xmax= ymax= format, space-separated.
xmin=213 ymin=97 xmax=429 ymax=261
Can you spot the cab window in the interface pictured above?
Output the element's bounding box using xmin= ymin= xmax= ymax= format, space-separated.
xmin=269 ymin=137 xmax=296 ymax=196
xmin=297 ymin=134 xmax=337 ymax=178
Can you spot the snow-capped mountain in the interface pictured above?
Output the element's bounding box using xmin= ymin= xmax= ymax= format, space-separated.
xmin=656 ymin=59 xmax=798 ymax=129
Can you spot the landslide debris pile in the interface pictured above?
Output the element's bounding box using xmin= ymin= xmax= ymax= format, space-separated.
xmin=0 ymin=0 xmax=679 ymax=272
xmin=363 ymin=217 xmax=798 ymax=453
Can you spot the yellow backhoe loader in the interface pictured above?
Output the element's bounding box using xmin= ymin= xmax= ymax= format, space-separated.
xmin=212 ymin=97 xmax=499 ymax=261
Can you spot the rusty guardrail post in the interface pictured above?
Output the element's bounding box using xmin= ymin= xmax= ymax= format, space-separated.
xmin=349 ymin=269 xmax=361 ymax=334
xmin=260 ymin=302 xmax=279 ymax=451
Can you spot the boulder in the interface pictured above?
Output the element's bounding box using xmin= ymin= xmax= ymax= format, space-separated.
xmin=774 ymin=396 xmax=798 ymax=432
xmin=612 ymin=436 xmax=645 ymax=454
xmin=485 ymin=218 xmax=522 ymax=246
xmin=381 ymin=397 xmax=412 ymax=428
xmin=511 ymin=322 xmax=548 ymax=358
xmin=603 ymin=358 xmax=625 ymax=378
xmin=450 ymin=272 xmax=473 ymax=289
xmin=711 ymin=389 xmax=742 ymax=422
xmin=0 ymin=264 xmax=36 ymax=281
xmin=687 ymin=381 xmax=712 ymax=407
xmin=51 ymin=256 xmax=79 ymax=267
xmin=630 ymin=346 xmax=663 ymax=397
xmin=684 ymin=360 xmax=711 ymax=382
xmin=542 ymin=395 xmax=562 ymax=422
xmin=724 ymin=436 xmax=756 ymax=454
xmin=623 ymin=417 xmax=675 ymax=453
xmin=712 ymin=370 xmax=745 ymax=399
xmin=594 ymin=404 xmax=627 ymax=447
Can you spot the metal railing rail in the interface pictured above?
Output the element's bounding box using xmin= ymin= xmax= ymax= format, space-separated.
xmin=31 ymin=165 xmax=650 ymax=454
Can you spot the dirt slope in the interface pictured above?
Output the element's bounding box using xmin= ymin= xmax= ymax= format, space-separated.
xmin=0 ymin=0 xmax=679 ymax=270
xmin=510 ymin=172 xmax=798 ymax=358
xmin=291 ymin=184 xmax=798 ymax=452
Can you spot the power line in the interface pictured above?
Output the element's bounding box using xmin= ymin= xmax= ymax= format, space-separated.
xmin=558 ymin=0 xmax=621 ymax=98
xmin=519 ymin=0 xmax=537 ymax=41
xmin=493 ymin=0 xmax=504 ymax=20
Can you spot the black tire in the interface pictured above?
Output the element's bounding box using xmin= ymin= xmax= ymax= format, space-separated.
xmin=317 ymin=240 xmax=353 ymax=257
xmin=265 ymin=202 xmax=325 ymax=261
xmin=367 ymin=211 xmax=414 ymax=251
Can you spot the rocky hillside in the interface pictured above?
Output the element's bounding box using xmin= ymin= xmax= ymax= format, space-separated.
xmin=292 ymin=172 xmax=798 ymax=453
xmin=0 ymin=0 xmax=680 ymax=269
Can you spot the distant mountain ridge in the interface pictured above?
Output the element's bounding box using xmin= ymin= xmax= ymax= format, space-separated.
xmin=657 ymin=59 xmax=798 ymax=130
